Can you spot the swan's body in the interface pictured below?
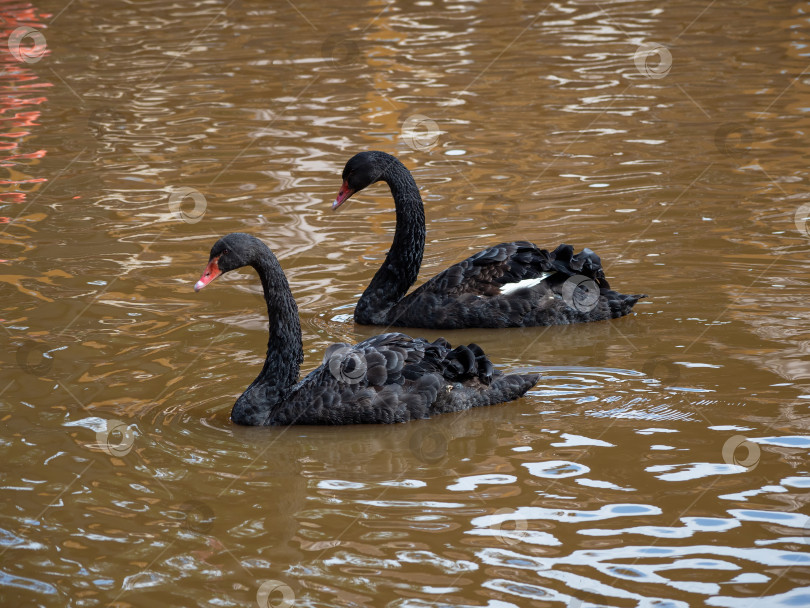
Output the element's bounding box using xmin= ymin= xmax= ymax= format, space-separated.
xmin=194 ymin=233 xmax=539 ymax=426
xmin=333 ymin=151 xmax=645 ymax=330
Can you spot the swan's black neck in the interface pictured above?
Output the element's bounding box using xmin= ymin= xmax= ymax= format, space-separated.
xmin=231 ymin=243 xmax=304 ymax=426
xmin=355 ymin=155 xmax=425 ymax=324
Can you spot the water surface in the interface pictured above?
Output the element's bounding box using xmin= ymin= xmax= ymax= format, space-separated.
xmin=2 ymin=0 xmax=809 ymax=606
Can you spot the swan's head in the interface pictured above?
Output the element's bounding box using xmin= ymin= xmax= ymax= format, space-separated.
xmin=333 ymin=151 xmax=396 ymax=210
xmin=194 ymin=233 xmax=259 ymax=292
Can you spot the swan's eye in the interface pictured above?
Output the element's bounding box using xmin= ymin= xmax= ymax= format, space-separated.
xmin=222 ymin=249 xmax=229 ymax=255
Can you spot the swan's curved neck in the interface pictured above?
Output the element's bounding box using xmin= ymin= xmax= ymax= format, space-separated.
xmin=231 ymin=244 xmax=304 ymax=425
xmin=355 ymin=157 xmax=425 ymax=324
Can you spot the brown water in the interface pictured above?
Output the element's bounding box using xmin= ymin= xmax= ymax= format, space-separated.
xmin=2 ymin=0 xmax=810 ymax=606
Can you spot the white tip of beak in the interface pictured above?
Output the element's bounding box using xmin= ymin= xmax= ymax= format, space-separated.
xmin=332 ymin=198 xmax=341 ymax=210
xmin=194 ymin=279 xmax=206 ymax=292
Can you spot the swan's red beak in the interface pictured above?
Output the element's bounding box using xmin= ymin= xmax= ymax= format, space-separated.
xmin=332 ymin=180 xmax=355 ymax=210
xmin=195 ymin=257 xmax=221 ymax=292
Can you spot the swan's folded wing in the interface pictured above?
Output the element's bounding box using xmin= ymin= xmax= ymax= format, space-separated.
xmin=320 ymin=333 xmax=495 ymax=389
xmin=407 ymin=241 xmax=611 ymax=299
xmin=407 ymin=241 xmax=554 ymax=297
xmin=289 ymin=334 xmax=523 ymax=424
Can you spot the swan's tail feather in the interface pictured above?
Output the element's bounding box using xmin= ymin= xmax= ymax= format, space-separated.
xmin=446 ymin=372 xmax=539 ymax=411
xmin=486 ymin=373 xmax=539 ymax=404
xmin=439 ymin=341 xmax=495 ymax=386
xmin=606 ymin=291 xmax=647 ymax=319
xmin=549 ymin=243 xmax=645 ymax=320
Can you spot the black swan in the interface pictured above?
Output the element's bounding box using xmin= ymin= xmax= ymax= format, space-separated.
xmin=333 ymin=151 xmax=646 ymax=329
xmin=194 ymin=233 xmax=539 ymax=425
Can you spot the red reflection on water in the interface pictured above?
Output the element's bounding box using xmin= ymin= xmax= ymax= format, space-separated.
xmin=1 ymin=1 xmax=51 ymax=221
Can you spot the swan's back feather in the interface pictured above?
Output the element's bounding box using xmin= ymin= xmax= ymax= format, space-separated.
xmin=261 ymin=333 xmax=537 ymax=425
xmin=373 ymin=242 xmax=644 ymax=329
